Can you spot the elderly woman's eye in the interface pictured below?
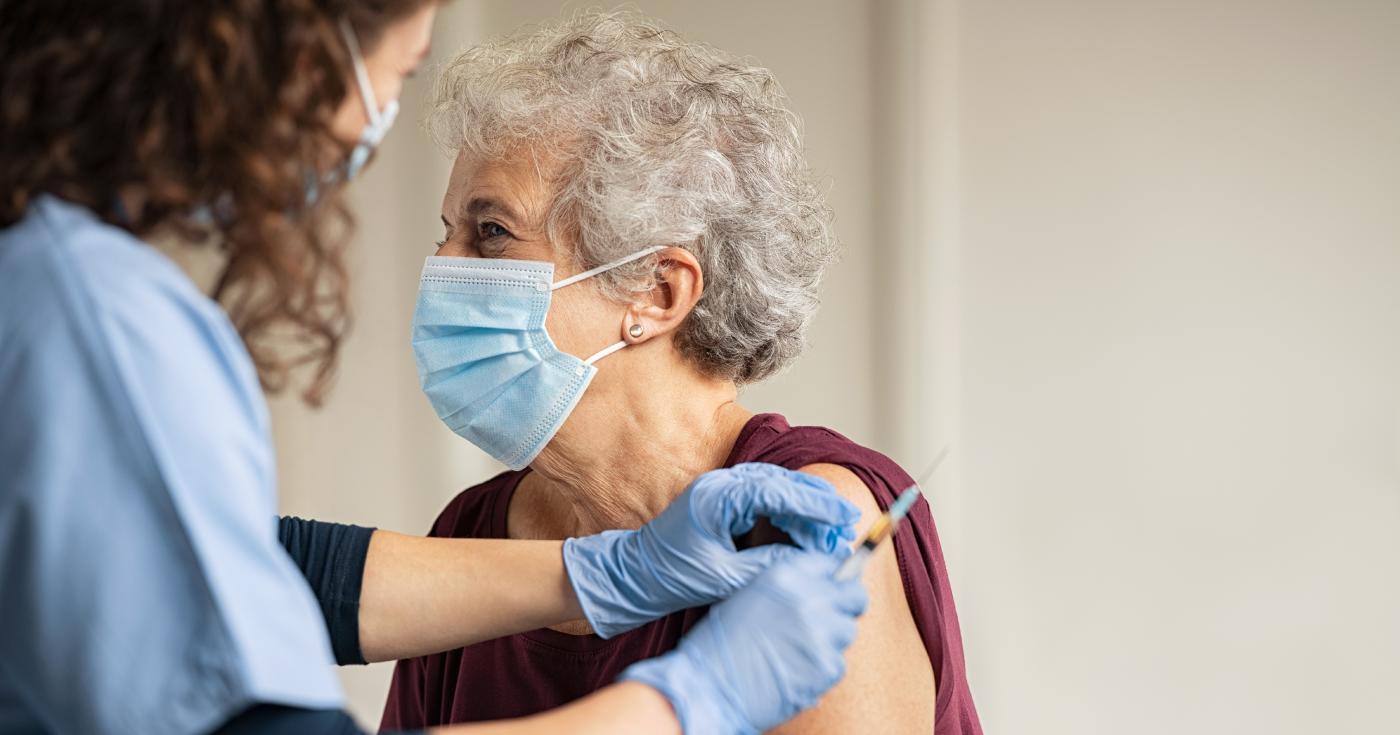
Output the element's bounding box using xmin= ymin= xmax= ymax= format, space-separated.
xmin=478 ymin=221 xmax=510 ymax=240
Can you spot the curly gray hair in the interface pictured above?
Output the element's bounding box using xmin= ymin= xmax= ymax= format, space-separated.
xmin=427 ymin=9 xmax=837 ymax=383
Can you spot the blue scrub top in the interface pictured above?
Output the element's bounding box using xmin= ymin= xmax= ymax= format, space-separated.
xmin=0 ymin=197 xmax=343 ymax=734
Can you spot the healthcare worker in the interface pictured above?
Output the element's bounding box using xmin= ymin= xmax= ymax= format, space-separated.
xmin=0 ymin=2 xmax=869 ymax=734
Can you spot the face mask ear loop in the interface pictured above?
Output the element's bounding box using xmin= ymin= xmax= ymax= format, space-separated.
xmin=339 ymin=19 xmax=382 ymax=127
xmin=583 ymin=340 xmax=629 ymax=366
xmin=551 ymin=245 xmax=668 ymax=291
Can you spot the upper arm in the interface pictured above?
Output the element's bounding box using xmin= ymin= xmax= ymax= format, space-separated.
xmin=0 ymin=217 xmax=341 ymax=733
xmin=277 ymin=517 xmax=377 ymax=666
xmin=765 ymin=464 xmax=936 ymax=734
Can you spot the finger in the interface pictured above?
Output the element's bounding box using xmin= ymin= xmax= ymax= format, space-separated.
xmin=774 ymin=549 xmax=845 ymax=581
xmin=686 ymin=464 xmax=806 ymax=536
xmin=770 ymin=513 xmax=858 ymax=555
xmin=734 ymin=476 xmax=860 ymax=537
xmin=828 ymin=616 xmax=859 ymax=650
xmin=831 ymin=577 xmax=870 ymax=617
xmin=729 ymin=462 xmax=804 ymax=480
xmin=819 ymin=655 xmax=848 ymax=692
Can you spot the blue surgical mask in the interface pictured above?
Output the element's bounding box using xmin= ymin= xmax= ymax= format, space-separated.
xmin=338 ymin=19 xmax=399 ymax=182
xmin=411 ymin=246 xmax=665 ymax=469
xmin=300 ymin=22 xmax=400 ymax=205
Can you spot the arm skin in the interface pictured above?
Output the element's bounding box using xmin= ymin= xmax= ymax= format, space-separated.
xmin=357 ymin=531 xmax=585 ymax=663
xmin=761 ymin=464 xmax=938 ymax=735
xmin=428 ymin=681 xmax=680 ymax=735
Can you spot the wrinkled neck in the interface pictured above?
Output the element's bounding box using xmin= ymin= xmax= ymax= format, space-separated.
xmin=517 ymin=356 xmax=751 ymax=538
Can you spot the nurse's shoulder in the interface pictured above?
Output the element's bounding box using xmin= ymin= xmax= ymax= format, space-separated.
xmin=0 ymin=195 xmax=269 ymax=441
xmin=2 ymin=196 xmax=239 ymax=355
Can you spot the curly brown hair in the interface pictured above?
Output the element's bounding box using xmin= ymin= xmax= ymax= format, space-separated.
xmin=0 ymin=0 xmax=436 ymax=404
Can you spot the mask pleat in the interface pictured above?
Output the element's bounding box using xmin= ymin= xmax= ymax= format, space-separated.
xmin=439 ymin=359 xmax=543 ymax=435
xmin=413 ymin=328 xmax=532 ymax=373
xmin=413 ymin=290 xmax=540 ymax=331
xmin=426 ymin=350 xmax=536 ymax=410
xmin=462 ymin=360 xmax=594 ymax=470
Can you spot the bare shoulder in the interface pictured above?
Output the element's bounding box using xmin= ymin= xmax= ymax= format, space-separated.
xmin=763 ymin=463 xmax=936 ymax=735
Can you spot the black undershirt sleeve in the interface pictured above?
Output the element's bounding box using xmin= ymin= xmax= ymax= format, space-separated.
xmin=238 ymin=523 xmax=427 ymax=734
xmin=277 ymin=516 xmax=376 ymax=666
xmin=212 ymin=703 xmax=426 ymax=735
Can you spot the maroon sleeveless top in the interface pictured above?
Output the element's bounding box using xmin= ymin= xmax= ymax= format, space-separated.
xmin=380 ymin=414 xmax=981 ymax=733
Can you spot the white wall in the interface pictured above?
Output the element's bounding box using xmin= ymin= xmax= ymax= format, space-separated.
xmin=955 ymin=2 xmax=1400 ymax=732
xmin=272 ymin=1 xmax=1400 ymax=731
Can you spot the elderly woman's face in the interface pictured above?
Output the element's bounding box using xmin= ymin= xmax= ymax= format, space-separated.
xmin=436 ymin=147 xmax=631 ymax=367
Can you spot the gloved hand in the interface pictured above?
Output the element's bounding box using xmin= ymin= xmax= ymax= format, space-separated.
xmin=563 ymin=462 xmax=859 ymax=638
xmin=621 ymin=552 xmax=869 ymax=734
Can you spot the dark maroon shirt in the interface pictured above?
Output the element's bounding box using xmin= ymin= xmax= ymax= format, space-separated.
xmin=380 ymin=414 xmax=981 ymax=733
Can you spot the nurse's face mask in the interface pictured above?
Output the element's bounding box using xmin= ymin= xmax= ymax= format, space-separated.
xmin=411 ymin=246 xmax=664 ymax=469
xmin=338 ymin=19 xmax=400 ymax=182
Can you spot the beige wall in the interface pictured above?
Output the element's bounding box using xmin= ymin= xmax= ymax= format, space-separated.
xmin=273 ymin=1 xmax=1400 ymax=731
xmin=956 ymin=2 xmax=1400 ymax=732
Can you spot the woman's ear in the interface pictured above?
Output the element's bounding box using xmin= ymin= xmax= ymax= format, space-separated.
xmin=622 ymin=246 xmax=703 ymax=345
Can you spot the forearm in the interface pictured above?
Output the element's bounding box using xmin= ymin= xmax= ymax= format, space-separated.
xmin=278 ymin=518 xmax=585 ymax=664
xmin=428 ymin=682 xmax=680 ymax=735
xmin=358 ymin=530 xmax=584 ymax=662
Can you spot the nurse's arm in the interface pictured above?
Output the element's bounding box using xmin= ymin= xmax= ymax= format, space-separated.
xmin=283 ymin=465 xmax=857 ymax=666
xmin=358 ymin=529 xmax=583 ymax=662
xmin=277 ymin=517 xmax=584 ymax=664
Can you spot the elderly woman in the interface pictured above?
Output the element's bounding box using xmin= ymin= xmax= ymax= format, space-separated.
xmin=385 ymin=10 xmax=981 ymax=734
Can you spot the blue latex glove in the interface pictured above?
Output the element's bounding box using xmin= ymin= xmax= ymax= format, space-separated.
xmin=621 ymin=552 xmax=869 ymax=734
xmin=563 ymin=462 xmax=859 ymax=638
